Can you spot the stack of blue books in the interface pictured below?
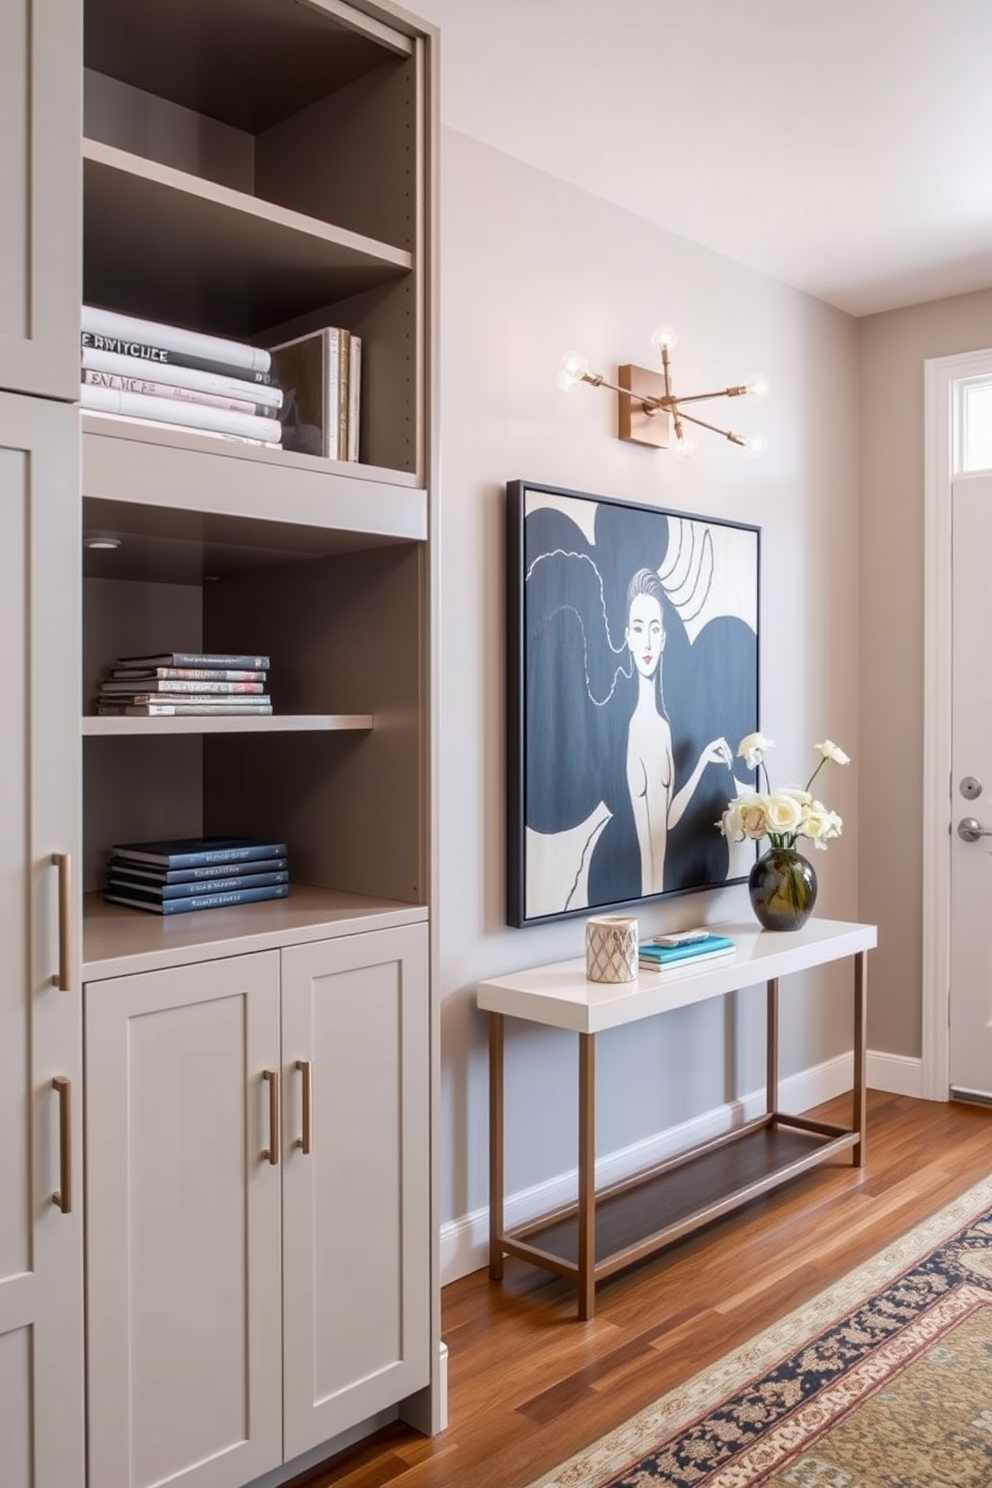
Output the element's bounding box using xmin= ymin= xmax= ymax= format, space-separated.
xmin=638 ymin=931 xmax=736 ymax=973
xmin=103 ymin=836 xmax=290 ymax=915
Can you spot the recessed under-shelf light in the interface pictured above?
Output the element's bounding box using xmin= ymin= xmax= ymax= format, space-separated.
xmin=84 ymin=537 xmax=122 ymax=551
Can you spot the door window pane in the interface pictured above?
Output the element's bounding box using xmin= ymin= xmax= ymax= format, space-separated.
xmin=963 ymin=381 xmax=992 ymax=472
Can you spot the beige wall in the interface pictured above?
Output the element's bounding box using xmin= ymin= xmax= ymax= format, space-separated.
xmin=437 ymin=129 xmax=862 ymax=1252
xmin=858 ymin=288 xmax=992 ymax=1057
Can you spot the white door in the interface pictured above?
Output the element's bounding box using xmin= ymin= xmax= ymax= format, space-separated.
xmin=85 ymin=953 xmax=284 ymax=1488
xmin=0 ymin=393 xmax=82 ymax=1488
xmin=281 ymin=925 xmax=431 ymax=1460
xmin=950 ymin=473 xmax=992 ymax=1096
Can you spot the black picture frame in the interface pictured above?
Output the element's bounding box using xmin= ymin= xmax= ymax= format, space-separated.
xmin=506 ymin=479 xmax=761 ymax=928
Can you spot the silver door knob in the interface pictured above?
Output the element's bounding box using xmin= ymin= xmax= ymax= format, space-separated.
xmin=957 ymin=816 xmax=992 ymax=843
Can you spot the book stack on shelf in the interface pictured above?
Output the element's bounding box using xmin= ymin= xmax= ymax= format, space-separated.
xmin=81 ymin=306 xmax=284 ymax=447
xmin=638 ymin=931 xmax=737 ymax=973
xmin=269 ymin=326 xmax=361 ymax=461
xmin=103 ymin=837 xmax=290 ymax=916
xmin=94 ymin=652 xmax=273 ymax=717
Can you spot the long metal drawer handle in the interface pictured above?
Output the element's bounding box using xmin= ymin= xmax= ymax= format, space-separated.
xmin=51 ymin=853 xmax=71 ymax=990
xmin=262 ymin=1070 xmax=280 ymax=1165
xmin=295 ymin=1059 xmax=312 ymax=1155
xmin=52 ymin=1077 xmax=72 ymax=1213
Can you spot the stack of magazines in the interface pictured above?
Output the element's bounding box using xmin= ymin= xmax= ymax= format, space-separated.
xmin=638 ymin=931 xmax=736 ymax=973
xmin=104 ymin=837 xmax=290 ymax=915
xmin=81 ymin=305 xmax=284 ymax=447
xmin=95 ymin=651 xmax=272 ymax=717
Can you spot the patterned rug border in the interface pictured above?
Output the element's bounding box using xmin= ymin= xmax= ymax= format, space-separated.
xmin=523 ymin=1173 xmax=992 ymax=1488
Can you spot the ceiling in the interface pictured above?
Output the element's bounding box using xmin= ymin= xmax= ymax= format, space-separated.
xmin=412 ymin=0 xmax=992 ymax=317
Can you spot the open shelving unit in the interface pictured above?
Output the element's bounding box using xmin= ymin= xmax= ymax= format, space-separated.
xmin=80 ymin=0 xmax=436 ymax=973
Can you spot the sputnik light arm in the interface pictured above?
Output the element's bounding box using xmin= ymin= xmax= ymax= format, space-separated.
xmin=557 ymin=334 xmax=767 ymax=453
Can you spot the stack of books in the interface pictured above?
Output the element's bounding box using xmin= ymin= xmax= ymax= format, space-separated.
xmin=103 ymin=836 xmax=290 ymax=915
xmin=638 ymin=931 xmax=736 ymax=973
xmin=269 ymin=325 xmax=361 ymax=461
xmin=81 ymin=306 xmax=284 ymax=448
xmin=94 ymin=651 xmax=273 ymax=717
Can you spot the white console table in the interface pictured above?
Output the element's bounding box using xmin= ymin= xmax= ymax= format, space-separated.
xmin=478 ymin=918 xmax=877 ymax=1319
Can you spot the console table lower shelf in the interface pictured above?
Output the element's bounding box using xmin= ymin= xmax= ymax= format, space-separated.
xmin=478 ymin=918 xmax=876 ymax=1320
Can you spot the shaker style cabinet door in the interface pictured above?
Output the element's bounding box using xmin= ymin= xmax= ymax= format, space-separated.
xmin=0 ymin=0 xmax=80 ymax=400
xmin=0 ymin=392 xmax=82 ymax=1488
xmin=281 ymin=923 xmax=431 ymax=1459
xmin=85 ymin=953 xmax=284 ymax=1488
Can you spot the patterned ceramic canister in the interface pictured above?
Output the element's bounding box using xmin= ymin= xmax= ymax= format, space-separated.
xmin=585 ymin=915 xmax=639 ymax=983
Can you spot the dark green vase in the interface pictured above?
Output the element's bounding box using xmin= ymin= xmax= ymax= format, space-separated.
xmin=748 ymin=846 xmax=817 ymax=931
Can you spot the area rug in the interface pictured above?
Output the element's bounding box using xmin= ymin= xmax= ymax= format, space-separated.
xmin=526 ymin=1174 xmax=992 ymax=1488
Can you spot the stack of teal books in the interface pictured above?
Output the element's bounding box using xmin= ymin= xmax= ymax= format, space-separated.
xmin=638 ymin=931 xmax=736 ymax=973
xmin=103 ymin=836 xmax=290 ymax=915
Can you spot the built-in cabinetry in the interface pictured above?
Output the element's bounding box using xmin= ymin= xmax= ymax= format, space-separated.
xmin=0 ymin=0 xmax=81 ymax=400
xmin=0 ymin=394 xmax=84 ymax=1488
xmin=1 ymin=0 xmax=438 ymax=1482
xmin=86 ymin=921 xmax=429 ymax=1488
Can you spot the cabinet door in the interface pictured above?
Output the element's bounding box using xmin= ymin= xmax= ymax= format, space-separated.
xmin=281 ymin=924 xmax=431 ymax=1459
xmin=86 ymin=954 xmax=283 ymax=1488
xmin=0 ymin=393 xmax=82 ymax=1488
xmin=0 ymin=0 xmax=80 ymax=400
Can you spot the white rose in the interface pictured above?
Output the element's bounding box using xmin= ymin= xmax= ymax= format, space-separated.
xmin=765 ymin=792 xmax=803 ymax=835
xmin=816 ymin=740 xmax=850 ymax=766
xmin=719 ymin=800 xmax=745 ymax=841
xmin=781 ymin=786 xmax=812 ymax=805
xmin=736 ymin=732 xmax=776 ymax=770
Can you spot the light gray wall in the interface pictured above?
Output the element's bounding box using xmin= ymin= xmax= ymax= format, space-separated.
xmin=436 ymin=129 xmax=862 ymax=1253
xmin=858 ymin=288 xmax=992 ymax=1057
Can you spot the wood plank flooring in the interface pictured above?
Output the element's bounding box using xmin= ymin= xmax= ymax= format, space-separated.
xmin=294 ymin=1091 xmax=992 ymax=1488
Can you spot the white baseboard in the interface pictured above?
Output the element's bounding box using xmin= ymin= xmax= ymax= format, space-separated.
xmin=440 ymin=1051 xmax=874 ymax=1285
xmin=866 ymin=1049 xmax=924 ymax=1098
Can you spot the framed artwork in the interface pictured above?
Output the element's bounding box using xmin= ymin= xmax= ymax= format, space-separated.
xmin=506 ymin=480 xmax=760 ymax=928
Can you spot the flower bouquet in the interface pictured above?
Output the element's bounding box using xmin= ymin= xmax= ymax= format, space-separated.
xmin=719 ymin=733 xmax=849 ymax=930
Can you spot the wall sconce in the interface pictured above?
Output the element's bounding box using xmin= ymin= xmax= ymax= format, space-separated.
xmin=557 ymin=327 xmax=767 ymax=456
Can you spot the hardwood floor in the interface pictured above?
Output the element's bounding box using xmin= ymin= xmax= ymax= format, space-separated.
xmin=297 ymin=1091 xmax=992 ymax=1488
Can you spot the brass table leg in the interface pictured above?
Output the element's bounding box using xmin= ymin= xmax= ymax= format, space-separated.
xmin=766 ymin=978 xmax=779 ymax=1116
xmin=489 ymin=1011 xmax=505 ymax=1279
xmin=577 ymin=1031 xmax=596 ymax=1320
xmin=853 ymin=951 xmax=867 ymax=1167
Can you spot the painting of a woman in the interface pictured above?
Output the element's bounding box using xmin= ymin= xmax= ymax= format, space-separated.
xmin=623 ymin=567 xmax=732 ymax=895
xmin=507 ymin=480 xmax=759 ymax=927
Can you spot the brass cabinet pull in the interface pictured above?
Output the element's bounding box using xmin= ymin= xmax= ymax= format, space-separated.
xmin=52 ymin=1077 xmax=72 ymax=1213
xmin=295 ymin=1059 xmax=312 ymax=1155
xmin=51 ymin=853 xmax=71 ymax=991
xmin=262 ymin=1069 xmax=280 ymax=1165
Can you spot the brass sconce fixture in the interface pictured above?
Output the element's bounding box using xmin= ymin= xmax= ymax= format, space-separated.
xmin=557 ymin=327 xmax=767 ymax=457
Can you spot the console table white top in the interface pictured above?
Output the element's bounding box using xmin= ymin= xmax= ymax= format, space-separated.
xmin=477 ymin=917 xmax=878 ymax=1034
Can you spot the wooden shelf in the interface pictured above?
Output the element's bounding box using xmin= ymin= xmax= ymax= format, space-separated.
xmin=83 ymin=139 xmax=411 ymax=336
xmin=85 ymin=0 xmax=410 ymax=135
xmin=82 ymin=713 xmax=374 ymax=737
xmin=82 ymin=421 xmax=427 ymax=554
xmin=82 ymin=884 xmax=428 ymax=981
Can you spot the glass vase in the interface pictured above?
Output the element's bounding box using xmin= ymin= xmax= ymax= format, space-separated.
xmin=748 ymin=846 xmax=818 ymax=931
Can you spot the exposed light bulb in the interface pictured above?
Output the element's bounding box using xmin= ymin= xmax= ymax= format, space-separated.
xmin=556 ymin=350 xmax=589 ymax=392
xmin=743 ymin=373 xmax=770 ymax=401
xmin=650 ymin=325 xmax=678 ymax=353
xmin=741 ymin=434 xmax=765 ymax=457
xmin=672 ymin=434 xmax=697 ymax=460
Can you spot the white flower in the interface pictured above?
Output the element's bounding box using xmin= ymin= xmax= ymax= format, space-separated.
xmin=764 ymin=792 xmax=804 ymax=835
xmin=721 ymin=733 xmax=849 ymax=854
xmin=815 ymin=740 xmax=850 ymax=767
xmin=736 ymin=732 xmax=776 ymax=770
